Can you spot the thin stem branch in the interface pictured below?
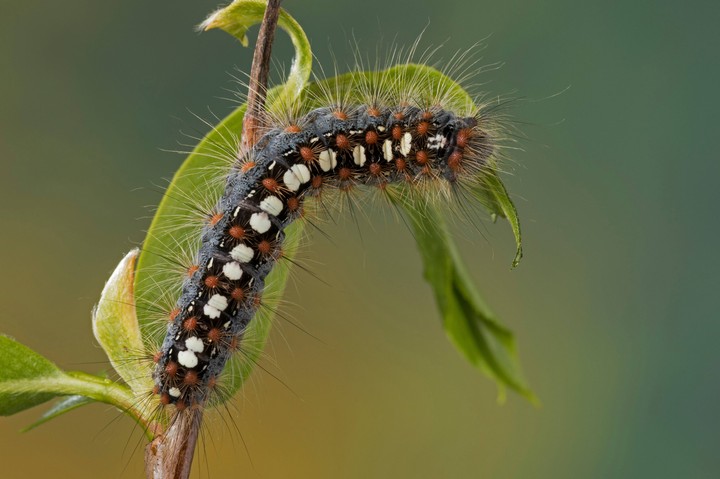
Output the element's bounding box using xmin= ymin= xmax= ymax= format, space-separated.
xmin=145 ymin=409 xmax=203 ymax=479
xmin=242 ymin=0 xmax=283 ymax=151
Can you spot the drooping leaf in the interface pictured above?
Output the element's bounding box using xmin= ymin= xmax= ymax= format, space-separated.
xmin=397 ymin=200 xmax=535 ymax=401
xmin=470 ymin=164 xmax=523 ymax=267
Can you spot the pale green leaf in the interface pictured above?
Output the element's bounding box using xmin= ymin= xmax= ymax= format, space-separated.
xmin=0 ymin=336 xmax=141 ymax=420
xmin=397 ymin=200 xmax=535 ymax=401
xmin=0 ymin=335 xmax=64 ymax=415
xmin=201 ymin=0 xmax=313 ymax=104
xmin=92 ymin=249 xmax=154 ymax=396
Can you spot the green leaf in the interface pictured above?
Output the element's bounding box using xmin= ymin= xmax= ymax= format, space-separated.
xmin=92 ymin=249 xmax=155 ymax=397
xmin=0 ymin=335 xmax=64 ymax=415
xmin=22 ymin=395 xmax=94 ymax=432
xmin=470 ymin=165 xmax=523 ymax=267
xmin=397 ymin=199 xmax=535 ymax=402
xmin=202 ymin=0 xmax=313 ymax=104
xmin=0 ymin=335 xmax=148 ymax=430
xmin=200 ymin=0 xmax=267 ymax=47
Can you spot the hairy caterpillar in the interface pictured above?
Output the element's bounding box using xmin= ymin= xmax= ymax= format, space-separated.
xmin=130 ymin=4 xmax=523 ymax=441
xmin=152 ymin=102 xmax=492 ymax=407
xmin=0 ymin=3 xmax=530 ymax=478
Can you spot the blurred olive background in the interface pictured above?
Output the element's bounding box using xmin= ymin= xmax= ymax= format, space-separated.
xmin=1 ymin=0 xmax=718 ymax=477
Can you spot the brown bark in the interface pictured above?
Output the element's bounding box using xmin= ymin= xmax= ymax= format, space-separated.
xmin=242 ymin=0 xmax=283 ymax=151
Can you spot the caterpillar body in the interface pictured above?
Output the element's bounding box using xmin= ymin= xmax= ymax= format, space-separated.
xmin=152 ymin=102 xmax=493 ymax=408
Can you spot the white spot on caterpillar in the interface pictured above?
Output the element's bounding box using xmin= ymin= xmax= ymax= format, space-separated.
xmin=268 ymin=161 xmax=276 ymax=170
xmin=319 ymin=149 xmax=337 ymax=172
xmin=400 ymin=133 xmax=412 ymax=156
xmin=382 ymin=140 xmax=393 ymax=161
xmin=169 ymin=387 xmax=181 ymax=398
xmin=249 ymin=212 xmax=271 ymax=233
xmin=377 ymin=126 xmax=386 ymax=132
xmin=428 ymin=133 xmax=446 ymax=150
xmin=353 ymin=145 xmax=366 ymax=166
xmin=231 ymin=244 xmax=254 ymax=263
xmin=208 ymin=294 xmax=228 ymax=311
xmin=178 ymin=350 xmax=198 ymax=368
xmin=260 ymin=195 xmax=283 ymax=216
xmin=310 ymin=137 xmax=319 ymax=144
xmin=283 ymin=169 xmax=300 ymax=191
xmin=222 ymin=261 xmax=243 ymax=280
xmin=185 ymin=336 xmax=204 ymax=353
xmin=204 ymin=304 xmax=220 ymax=318
xmin=291 ymin=164 xmax=311 ymax=183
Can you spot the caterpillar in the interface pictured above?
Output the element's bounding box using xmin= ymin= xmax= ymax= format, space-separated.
xmin=151 ymin=100 xmax=494 ymax=408
xmin=123 ymin=4 xmax=525 ymax=440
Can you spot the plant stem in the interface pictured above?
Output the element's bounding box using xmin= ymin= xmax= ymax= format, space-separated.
xmin=144 ymin=409 xmax=203 ymax=479
xmin=242 ymin=0 xmax=283 ymax=151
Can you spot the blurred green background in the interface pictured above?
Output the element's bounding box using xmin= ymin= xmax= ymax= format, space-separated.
xmin=1 ymin=0 xmax=718 ymax=477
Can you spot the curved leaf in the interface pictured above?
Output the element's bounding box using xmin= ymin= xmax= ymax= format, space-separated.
xmin=92 ymin=249 xmax=154 ymax=396
xmin=470 ymin=165 xmax=523 ymax=267
xmin=202 ymin=0 xmax=313 ymax=109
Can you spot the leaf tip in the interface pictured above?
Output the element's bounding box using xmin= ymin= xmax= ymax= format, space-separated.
xmin=199 ymin=10 xmax=249 ymax=46
xmin=199 ymin=2 xmax=257 ymax=47
xmin=511 ymin=247 xmax=523 ymax=268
